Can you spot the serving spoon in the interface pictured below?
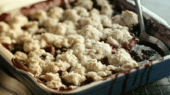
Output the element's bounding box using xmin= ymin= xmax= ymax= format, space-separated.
xmin=134 ymin=0 xmax=170 ymax=55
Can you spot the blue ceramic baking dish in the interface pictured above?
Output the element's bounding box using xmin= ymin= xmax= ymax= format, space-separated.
xmin=0 ymin=0 xmax=170 ymax=95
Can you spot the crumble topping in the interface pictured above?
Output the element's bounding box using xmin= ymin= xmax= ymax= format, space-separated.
xmin=121 ymin=10 xmax=139 ymax=28
xmin=43 ymin=60 xmax=70 ymax=74
xmin=0 ymin=0 xmax=139 ymax=90
xmin=23 ymin=39 xmax=40 ymax=52
xmin=63 ymin=9 xmax=80 ymax=23
xmin=56 ymin=50 xmax=79 ymax=66
xmin=0 ymin=36 xmax=11 ymax=44
xmin=14 ymin=51 xmax=28 ymax=61
xmin=75 ymin=0 xmax=93 ymax=10
xmin=40 ymin=73 xmax=66 ymax=89
xmin=0 ymin=22 xmax=10 ymax=33
xmin=42 ymin=18 xmax=59 ymax=29
xmin=62 ymin=72 xmax=86 ymax=86
xmin=22 ymin=21 xmax=39 ymax=34
xmin=29 ymin=10 xmax=48 ymax=24
xmin=49 ymin=23 xmax=67 ymax=35
xmin=8 ymin=15 xmax=28 ymax=27
xmin=112 ymin=10 xmax=139 ymax=28
xmin=106 ymin=28 xmax=133 ymax=45
xmin=79 ymin=25 xmax=102 ymax=41
xmin=74 ymin=6 xmax=89 ymax=17
xmin=82 ymin=59 xmax=106 ymax=72
xmin=108 ymin=48 xmax=138 ymax=70
xmin=86 ymin=72 xmax=102 ymax=81
xmin=28 ymin=62 xmax=43 ymax=76
xmin=47 ymin=7 xmax=64 ymax=20
xmin=46 ymin=80 xmax=66 ymax=89
xmin=70 ymin=64 xmax=86 ymax=75
xmin=84 ymin=41 xmax=112 ymax=60
xmin=100 ymin=15 xmax=112 ymax=28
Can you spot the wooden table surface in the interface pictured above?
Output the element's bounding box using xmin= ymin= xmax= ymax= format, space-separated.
xmin=0 ymin=65 xmax=31 ymax=95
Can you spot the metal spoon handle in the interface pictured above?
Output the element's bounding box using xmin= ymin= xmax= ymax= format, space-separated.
xmin=134 ymin=0 xmax=170 ymax=55
xmin=134 ymin=0 xmax=145 ymax=34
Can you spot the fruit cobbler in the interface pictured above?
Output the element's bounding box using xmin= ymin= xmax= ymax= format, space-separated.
xmin=0 ymin=0 xmax=140 ymax=90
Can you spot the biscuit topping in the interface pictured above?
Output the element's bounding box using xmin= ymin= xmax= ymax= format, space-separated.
xmin=0 ymin=0 xmax=139 ymax=90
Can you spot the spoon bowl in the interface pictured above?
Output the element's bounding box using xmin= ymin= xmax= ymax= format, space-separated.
xmin=134 ymin=0 xmax=170 ymax=55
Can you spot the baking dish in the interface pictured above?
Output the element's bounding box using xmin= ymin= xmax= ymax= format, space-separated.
xmin=0 ymin=0 xmax=170 ymax=95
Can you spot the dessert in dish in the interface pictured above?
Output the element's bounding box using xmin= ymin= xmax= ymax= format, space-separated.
xmin=0 ymin=0 xmax=140 ymax=90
